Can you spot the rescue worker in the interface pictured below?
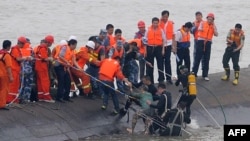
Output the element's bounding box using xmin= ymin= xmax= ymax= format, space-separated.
xmin=123 ymin=41 xmax=139 ymax=84
xmin=73 ymin=40 xmax=100 ymax=99
xmin=19 ymin=38 xmax=35 ymax=104
xmin=146 ymin=83 xmax=172 ymax=134
xmin=86 ymin=36 xmax=105 ymax=98
xmin=99 ymin=56 xmax=132 ymax=115
xmin=159 ymin=10 xmax=175 ymax=84
xmin=175 ymin=65 xmax=196 ymax=124
xmin=35 ymin=35 xmax=55 ymax=103
xmin=172 ymin=22 xmax=193 ymax=78
xmin=126 ymin=84 xmax=154 ymax=134
xmin=108 ymin=40 xmax=126 ymax=93
xmin=104 ymin=24 xmax=115 ymax=54
xmin=54 ymin=36 xmax=81 ymax=102
xmin=128 ymin=37 xmax=147 ymax=81
xmin=191 ymin=11 xmax=204 ymax=69
xmin=7 ymin=36 xmax=27 ymax=104
xmin=134 ymin=20 xmax=146 ymax=39
xmin=146 ymin=83 xmax=172 ymax=118
xmin=111 ymin=29 xmax=126 ymax=46
xmin=221 ymin=23 xmax=245 ymax=85
xmin=144 ymin=17 xmax=166 ymax=84
xmin=0 ymin=40 xmax=13 ymax=110
xmin=192 ymin=13 xmax=218 ymax=81
xmin=153 ymin=102 xmax=189 ymax=136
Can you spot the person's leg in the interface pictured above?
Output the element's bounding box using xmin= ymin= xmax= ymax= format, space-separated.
xmin=101 ymin=81 xmax=110 ymax=109
xmin=232 ymin=51 xmax=240 ymax=85
xmin=54 ymin=66 xmax=65 ymax=101
xmin=202 ymin=41 xmax=211 ymax=78
xmin=164 ymin=45 xmax=172 ymax=82
xmin=183 ymin=48 xmax=191 ymax=72
xmin=154 ymin=47 xmax=165 ymax=82
xmin=192 ymin=40 xmax=204 ymax=76
xmin=145 ymin=46 xmax=154 ymax=83
xmin=221 ymin=47 xmax=231 ymax=80
xmin=176 ymin=48 xmax=184 ymax=77
xmin=110 ymin=82 xmax=119 ymax=112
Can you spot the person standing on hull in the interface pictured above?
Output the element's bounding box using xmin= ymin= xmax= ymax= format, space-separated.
xmin=7 ymin=36 xmax=27 ymax=104
xmin=221 ymin=23 xmax=245 ymax=85
xmin=0 ymin=40 xmax=13 ymax=110
xmin=19 ymin=38 xmax=35 ymax=104
xmin=191 ymin=11 xmax=204 ymax=70
xmin=104 ymin=24 xmax=115 ymax=56
xmin=74 ymin=40 xmax=100 ymax=99
xmin=35 ymin=35 xmax=55 ymax=103
xmin=175 ymin=65 xmax=197 ymax=124
xmin=86 ymin=36 xmax=105 ymax=98
xmin=172 ymin=22 xmax=193 ymax=78
xmin=134 ymin=20 xmax=146 ymax=79
xmin=108 ymin=40 xmax=126 ymax=93
xmin=159 ymin=10 xmax=175 ymax=84
xmin=99 ymin=56 xmax=132 ymax=115
xmin=54 ymin=36 xmax=80 ymax=102
xmin=192 ymin=13 xmax=218 ymax=81
xmin=144 ymin=17 xmax=166 ymax=84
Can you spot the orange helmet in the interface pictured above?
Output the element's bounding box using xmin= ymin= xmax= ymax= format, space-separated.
xmin=18 ymin=36 xmax=27 ymax=44
xmin=137 ymin=20 xmax=145 ymax=28
xmin=44 ymin=35 xmax=54 ymax=44
xmin=207 ymin=13 xmax=215 ymax=19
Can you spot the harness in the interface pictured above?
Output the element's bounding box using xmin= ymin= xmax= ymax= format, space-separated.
xmin=161 ymin=94 xmax=170 ymax=118
xmin=166 ymin=108 xmax=184 ymax=136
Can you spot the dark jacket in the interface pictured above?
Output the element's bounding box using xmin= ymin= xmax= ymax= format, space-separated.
xmin=150 ymin=91 xmax=172 ymax=116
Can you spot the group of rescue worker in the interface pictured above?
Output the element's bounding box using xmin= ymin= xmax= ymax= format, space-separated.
xmin=0 ymin=9 xmax=245 ymax=136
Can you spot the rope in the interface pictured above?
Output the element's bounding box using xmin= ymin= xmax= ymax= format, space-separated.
xmin=144 ymin=61 xmax=225 ymax=128
xmin=196 ymin=98 xmax=221 ymax=128
xmin=196 ymin=83 xmax=227 ymax=125
xmin=70 ymin=66 xmax=137 ymax=100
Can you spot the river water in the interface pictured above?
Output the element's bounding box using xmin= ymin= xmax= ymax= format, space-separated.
xmin=1 ymin=0 xmax=249 ymax=140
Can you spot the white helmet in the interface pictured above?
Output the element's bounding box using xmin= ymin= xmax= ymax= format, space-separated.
xmin=68 ymin=35 xmax=77 ymax=41
xmin=86 ymin=41 xmax=95 ymax=49
xmin=60 ymin=40 xmax=68 ymax=46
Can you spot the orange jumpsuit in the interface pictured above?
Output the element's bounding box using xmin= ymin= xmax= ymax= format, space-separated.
xmin=0 ymin=51 xmax=12 ymax=107
xmin=7 ymin=45 xmax=22 ymax=103
xmin=35 ymin=44 xmax=53 ymax=101
xmin=73 ymin=47 xmax=99 ymax=94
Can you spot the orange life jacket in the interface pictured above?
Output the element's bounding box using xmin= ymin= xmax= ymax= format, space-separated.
xmin=108 ymin=34 xmax=116 ymax=46
xmin=198 ymin=21 xmax=215 ymax=41
xmin=147 ymin=26 xmax=163 ymax=46
xmin=177 ymin=27 xmax=191 ymax=48
xmin=76 ymin=46 xmax=95 ymax=68
xmin=10 ymin=45 xmax=22 ymax=71
xmin=21 ymin=43 xmax=32 ymax=57
xmin=229 ymin=29 xmax=244 ymax=47
xmin=193 ymin=20 xmax=202 ymax=39
xmin=129 ymin=39 xmax=145 ymax=55
xmin=111 ymin=46 xmax=124 ymax=59
xmin=54 ymin=45 xmax=74 ymax=65
xmin=99 ymin=58 xmax=120 ymax=81
xmin=90 ymin=45 xmax=104 ymax=61
xmin=52 ymin=45 xmax=61 ymax=59
xmin=163 ymin=20 xmax=174 ymax=40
